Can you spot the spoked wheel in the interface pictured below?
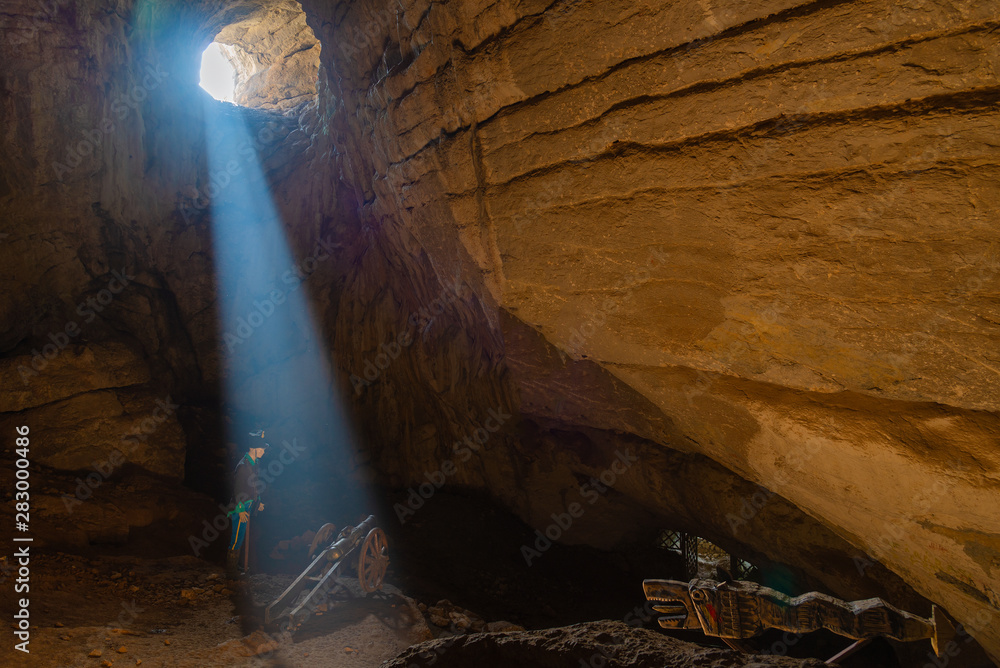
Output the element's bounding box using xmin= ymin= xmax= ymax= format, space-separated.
xmin=308 ymin=523 xmax=337 ymax=558
xmin=357 ymin=527 xmax=389 ymax=593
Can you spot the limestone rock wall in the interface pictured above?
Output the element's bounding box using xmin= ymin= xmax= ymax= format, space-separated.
xmin=0 ymin=343 xmax=185 ymax=477
xmin=0 ymin=0 xmax=997 ymax=660
xmin=307 ymin=0 xmax=1000 ymax=658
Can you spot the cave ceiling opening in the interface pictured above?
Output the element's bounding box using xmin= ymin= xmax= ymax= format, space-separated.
xmin=199 ymin=41 xmax=238 ymax=103
xmin=198 ymin=0 xmax=321 ymax=110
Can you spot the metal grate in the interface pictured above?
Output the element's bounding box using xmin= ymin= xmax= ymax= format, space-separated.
xmin=731 ymin=556 xmax=758 ymax=581
xmin=657 ymin=529 xmax=682 ymax=552
xmin=682 ymin=533 xmax=699 ymax=579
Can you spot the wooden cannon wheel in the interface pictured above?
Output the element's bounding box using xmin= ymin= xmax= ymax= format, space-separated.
xmin=357 ymin=527 xmax=388 ymax=592
xmin=307 ymin=523 xmax=337 ymax=559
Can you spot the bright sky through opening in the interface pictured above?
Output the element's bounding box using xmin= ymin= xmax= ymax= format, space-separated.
xmin=199 ymin=42 xmax=236 ymax=102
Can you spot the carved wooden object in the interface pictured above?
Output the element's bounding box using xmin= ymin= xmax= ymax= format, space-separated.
xmin=643 ymin=578 xmax=956 ymax=657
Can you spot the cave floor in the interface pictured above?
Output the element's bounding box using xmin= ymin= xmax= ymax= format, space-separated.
xmin=0 ymin=550 xmax=428 ymax=668
xmin=0 ymin=549 xmax=829 ymax=668
xmin=0 ymin=489 xmax=972 ymax=667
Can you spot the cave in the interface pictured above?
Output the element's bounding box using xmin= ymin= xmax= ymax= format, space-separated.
xmin=1 ymin=0 xmax=998 ymax=666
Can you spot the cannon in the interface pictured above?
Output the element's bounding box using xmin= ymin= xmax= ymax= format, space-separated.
xmin=265 ymin=515 xmax=388 ymax=631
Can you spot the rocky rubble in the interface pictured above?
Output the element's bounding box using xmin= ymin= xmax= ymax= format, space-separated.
xmin=417 ymin=598 xmax=523 ymax=634
xmin=381 ymin=620 xmax=827 ymax=668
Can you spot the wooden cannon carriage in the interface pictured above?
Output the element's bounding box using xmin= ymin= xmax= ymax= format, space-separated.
xmin=264 ymin=515 xmax=389 ymax=632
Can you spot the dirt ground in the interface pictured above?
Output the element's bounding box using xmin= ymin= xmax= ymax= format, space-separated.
xmin=0 ymin=482 xmax=659 ymax=668
xmin=0 ymin=550 xmax=821 ymax=668
xmin=0 ymin=550 xmax=430 ymax=668
xmin=1 ymin=489 xmax=994 ymax=668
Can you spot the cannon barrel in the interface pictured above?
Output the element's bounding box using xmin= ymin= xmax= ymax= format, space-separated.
xmin=324 ymin=515 xmax=376 ymax=561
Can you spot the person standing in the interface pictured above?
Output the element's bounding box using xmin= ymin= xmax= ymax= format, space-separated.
xmin=227 ymin=429 xmax=268 ymax=577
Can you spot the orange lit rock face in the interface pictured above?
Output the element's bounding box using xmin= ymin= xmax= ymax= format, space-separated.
xmin=0 ymin=0 xmax=998 ymax=660
xmin=314 ymin=0 xmax=1000 ymax=659
xmin=211 ymin=0 xmax=320 ymax=110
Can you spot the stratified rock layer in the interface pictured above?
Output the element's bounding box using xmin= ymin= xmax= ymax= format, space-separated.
xmin=0 ymin=0 xmax=997 ymax=660
xmin=310 ymin=0 xmax=1000 ymax=659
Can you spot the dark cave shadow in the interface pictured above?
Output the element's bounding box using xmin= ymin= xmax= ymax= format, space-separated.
xmin=287 ymin=588 xmax=414 ymax=642
xmin=236 ymin=573 xmax=416 ymax=643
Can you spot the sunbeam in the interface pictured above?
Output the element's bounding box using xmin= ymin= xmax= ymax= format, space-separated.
xmin=202 ymin=99 xmax=371 ymax=569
